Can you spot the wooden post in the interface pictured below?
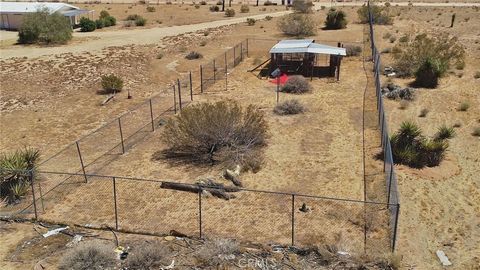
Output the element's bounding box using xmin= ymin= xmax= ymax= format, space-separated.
xmin=189 ymin=71 xmax=193 ymax=101
xmin=118 ymin=118 xmax=125 ymax=154
xmin=177 ymin=79 xmax=182 ymax=111
xmin=200 ymin=65 xmax=204 ymax=93
xmin=76 ymin=141 xmax=88 ymax=183
xmin=149 ymin=99 xmax=154 ymax=131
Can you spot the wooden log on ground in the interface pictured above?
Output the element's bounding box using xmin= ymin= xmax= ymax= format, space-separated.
xmin=223 ymin=169 xmax=243 ymax=187
xmin=160 ymin=182 xmax=238 ymax=200
xmin=101 ymin=94 xmax=115 ymax=106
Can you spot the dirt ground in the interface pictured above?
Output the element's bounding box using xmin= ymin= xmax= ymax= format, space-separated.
xmin=1 ymin=4 xmax=479 ymax=270
xmin=371 ymin=6 xmax=480 ymax=270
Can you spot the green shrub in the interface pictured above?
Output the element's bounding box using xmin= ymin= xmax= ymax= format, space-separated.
xmin=225 ymin=8 xmax=235 ymax=17
xmin=79 ymin=17 xmax=96 ymax=32
xmin=0 ymin=148 xmax=40 ymax=203
xmin=126 ymin=14 xmax=141 ymax=20
xmin=419 ymin=108 xmax=429 ymax=117
xmin=58 ymin=241 xmax=116 ymax=270
xmin=103 ymin=16 xmax=116 ymax=26
xmin=95 ymin=19 xmax=105 ymax=29
xmin=292 ymin=0 xmax=313 ymax=13
xmin=210 ymin=5 xmax=220 ymax=12
xmin=393 ymin=33 xmax=465 ymax=78
xmin=99 ymin=10 xmax=110 ymax=19
xmin=278 ymin=14 xmax=316 ymax=37
xmin=100 ymin=74 xmax=123 ymax=94
xmin=135 ymin=16 xmax=147 ymax=26
xmin=390 ymin=121 xmax=450 ymax=168
xmin=357 ymin=3 xmax=393 ymax=25
xmin=18 ymin=9 xmax=72 ymax=44
xmin=247 ymin=18 xmax=256 ymax=26
xmin=472 ymin=127 xmax=480 ymax=137
xmin=159 ymin=101 xmax=268 ymax=169
xmin=434 ymin=125 xmax=456 ymax=141
xmin=414 ymin=57 xmax=443 ymax=88
xmin=240 ymin=5 xmax=250 ymax=13
xmin=274 ymin=100 xmax=305 ymax=115
xmin=324 ymin=8 xmax=348 ymax=29
xmin=146 ymin=6 xmax=156 ymax=12
xmin=457 ymin=101 xmax=470 ymax=111
xmin=281 ymin=75 xmax=311 ymax=94
xmin=345 ymin=45 xmax=362 ymax=57
xmin=185 ymin=51 xmax=202 ymax=60
xmin=126 ymin=243 xmax=171 ymax=269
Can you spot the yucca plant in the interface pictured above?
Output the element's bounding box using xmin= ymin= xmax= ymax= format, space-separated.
xmin=420 ymin=139 xmax=448 ymax=167
xmin=434 ymin=125 xmax=456 ymax=141
xmin=9 ymin=182 xmax=30 ymax=201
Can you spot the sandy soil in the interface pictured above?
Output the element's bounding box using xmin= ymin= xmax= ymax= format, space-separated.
xmin=371 ymin=6 xmax=480 ymax=270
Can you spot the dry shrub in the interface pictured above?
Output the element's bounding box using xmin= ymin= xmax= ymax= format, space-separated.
xmin=125 ymin=243 xmax=171 ymax=269
xmin=225 ymin=8 xmax=235 ymax=17
xmin=345 ymin=45 xmax=362 ymax=57
xmin=58 ymin=241 xmax=116 ymax=270
xmin=274 ymin=99 xmax=305 ymax=115
xmin=100 ymin=74 xmax=123 ymax=94
xmin=472 ymin=127 xmax=480 ymax=137
xmin=185 ymin=51 xmax=203 ymax=60
xmin=324 ymin=8 xmax=348 ymax=29
xmin=159 ymin=100 xmax=268 ymax=170
xmin=278 ymin=14 xmax=316 ymax=37
xmin=195 ymin=238 xmax=239 ymax=266
xmin=292 ymin=0 xmax=313 ymax=13
xmin=357 ymin=3 xmax=393 ymax=25
xmin=418 ymin=108 xmax=429 ymax=117
xmin=281 ymin=75 xmax=311 ymax=94
xmin=240 ymin=4 xmax=249 ymax=13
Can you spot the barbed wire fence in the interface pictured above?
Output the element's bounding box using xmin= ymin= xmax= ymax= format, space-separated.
xmin=1 ymin=13 xmax=401 ymax=254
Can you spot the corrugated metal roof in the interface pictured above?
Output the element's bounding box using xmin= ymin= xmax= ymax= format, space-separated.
xmin=0 ymin=2 xmax=80 ymax=14
xmin=270 ymin=39 xmax=346 ymax=56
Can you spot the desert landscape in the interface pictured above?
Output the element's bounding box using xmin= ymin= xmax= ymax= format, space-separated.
xmin=1 ymin=1 xmax=479 ymax=269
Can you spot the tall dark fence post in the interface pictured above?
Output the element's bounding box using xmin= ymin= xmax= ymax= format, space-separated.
xmin=246 ymin=38 xmax=249 ymax=57
xmin=224 ymin=52 xmax=228 ymax=72
xmin=387 ymin=164 xmax=394 ymax=204
xmin=149 ymin=99 xmax=154 ymax=131
xmin=118 ymin=118 xmax=125 ymax=154
xmin=29 ymin=170 xmax=38 ymax=220
xmin=200 ymin=65 xmax=204 ymax=93
xmin=291 ymin=194 xmax=295 ymax=246
xmin=177 ymin=79 xmax=182 ymax=111
xmin=112 ymin=177 xmax=119 ymax=230
xmin=173 ymin=84 xmax=177 ymax=114
xmin=76 ymin=141 xmax=88 ymax=183
xmin=392 ymin=204 xmax=400 ymax=252
xmin=198 ymin=191 xmax=203 ymax=238
xmin=38 ymin=181 xmax=44 ymax=212
xmin=189 ymin=71 xmax=193 ymax=101
xmin=213 ymin=59 xmax=216 ymax=82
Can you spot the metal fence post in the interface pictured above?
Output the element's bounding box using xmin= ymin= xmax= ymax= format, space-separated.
xmin=387 ymin=164 xmax=394 ymax=204
xmin=189 ymin=71 xmax=193 ymax=101
xmin=177 ymin=79 xmax=182 ymax=111
xmin=118 ymin=118 xmax=125 ymax=154
xmin=392 ymin=204 xmax=400 ymax=252
xmin=200 ymin=65 xmax=204 ymax=93
xmin=291 ymin=194 xmax=295 ymax=246
xmin=29 ymin=170 xmax=38 ymax=220
xmin=224 ymin=52 xmax=228 ymax=73
xmin=112 ymin=177 xmax=119 ymax=230
xmin=198 ymin=191 xmax=203 ymax=238
xmin=149 ymin=99 xmax=154 ymax=131
xmin=213 ymin=59 xmax=216 ymax=82
xmin=173 ymin=84 xmax=177 ymax=114
xmin=75 ymin=141 xmax=88 ymax=183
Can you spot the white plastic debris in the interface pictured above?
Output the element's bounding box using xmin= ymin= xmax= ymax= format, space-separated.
xmin=436 ymin=250 xmax=452 ymax=266
xmin=161 ymin=260 xmax=175 ymax=270
xmin=42 ymin=226 xmax=69 ymax=238
xmin=337 ymin=251 xmax=350 ymax=256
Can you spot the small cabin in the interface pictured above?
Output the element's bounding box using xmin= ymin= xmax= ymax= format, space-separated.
xmin=268 ymin=39 xmax=346 ymax=80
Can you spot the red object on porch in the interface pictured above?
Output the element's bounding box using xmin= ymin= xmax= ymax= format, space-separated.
xmin=269 ymin=74 xmax=289 ymax=85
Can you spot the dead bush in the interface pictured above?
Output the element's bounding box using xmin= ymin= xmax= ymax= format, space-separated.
xmin=185 ymin=51 xmax=203 ymax=60
xmin=100 ymin=74 xmax=123 ymax=94
xmin=278 ymin=14 xmax=316 ymax=37
xmin=274 ymin=99 xmax=306 ymax=115
xmin=125 ymin=242 xmax=171 ymax=269
xmin=158 ymin=100 xmax=268 ymax=169
xmin=58 ymin=241 xmax=116 ymax=270
xmin=281 ymin=75 xmax=311 ymax=94
xmin=345 ymin=45 xmax=362 ymax=57
xmin=292 ymin=0 xmax=313 ymax=13
xmin=195 ymin=238 xmax=239 ymax=266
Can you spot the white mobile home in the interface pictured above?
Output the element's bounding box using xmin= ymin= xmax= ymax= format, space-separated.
xmin=0 ymin=2 xmax=92 ymax=30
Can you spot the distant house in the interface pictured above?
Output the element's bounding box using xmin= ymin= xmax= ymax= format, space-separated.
xmin=0 ymin=2 xmax=92 ymax=30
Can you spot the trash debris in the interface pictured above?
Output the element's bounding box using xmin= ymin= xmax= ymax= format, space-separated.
xmin=115 ymin=246 xmax=129 ymax=260
xmin=161 ymin=260 xmax=175 ymax=270
xmin=381 ymin=83 xmax=415 ymax=100
xmin=42 ymin=226 xmax=68 ymax=238
xmin=66 ymin=235 xmax=83 ymax=247
xmin=337 ymin=251 xmax=350 ymax=256
xmin=384 ymin=66 xmax=396 ymax=77
xmin=164 ymin=236 xmax=175 ymax=241
xmin=436 ymin=250 xmax=452 ymax=266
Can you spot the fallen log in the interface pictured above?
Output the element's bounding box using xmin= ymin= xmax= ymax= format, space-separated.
xmin=223 ymin=168 xmax=242 ymax=187
xmin=101 ymin=94 xmax=115 ymax=106
xmin=160 ymin=182 xmax=238 ymax=200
